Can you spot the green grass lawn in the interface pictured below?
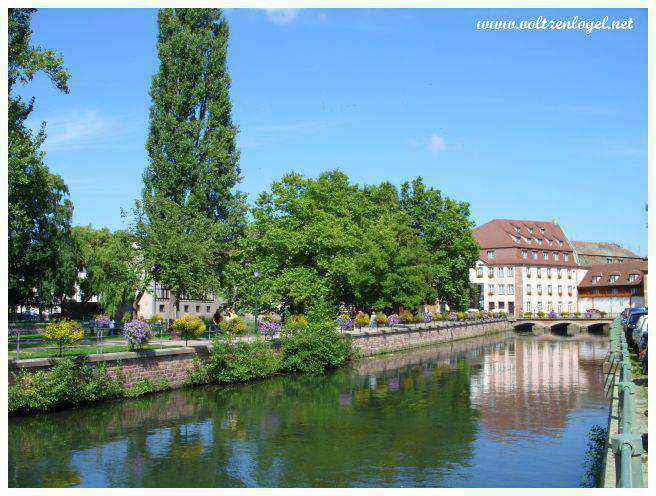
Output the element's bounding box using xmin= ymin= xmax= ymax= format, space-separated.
xmin=9 ymin=343 xmax=182 ymax=360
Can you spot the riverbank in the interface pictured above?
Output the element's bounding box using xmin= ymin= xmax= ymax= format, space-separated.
xmin=9 ymin=319 xmax=508 ymax=416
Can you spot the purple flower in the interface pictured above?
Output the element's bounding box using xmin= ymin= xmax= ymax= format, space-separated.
xmin=387 ymin=314 xmax=401 ymax=325
xmin=449 ymin=312 xmax=458 ymax=321
xmin=337 ymin=315 xmax=354 ymax=331
xmin=123 ymin=319 xmax=151 ymax=350
xmin=584 ymin=310 xmax=593 ymax=318
xmin=259 ymin=320 xmax=281 ymax=337
xmin=423 ymin=312 xmax=433 ymax=323
xmin=548 ymin=310 xmax=558 ymax=318
xmin=94 ymin=315 xmax=110 ymax=327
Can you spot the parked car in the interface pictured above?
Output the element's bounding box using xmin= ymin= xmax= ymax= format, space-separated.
xmin=624 ymin=307 xmax=647 ymax=344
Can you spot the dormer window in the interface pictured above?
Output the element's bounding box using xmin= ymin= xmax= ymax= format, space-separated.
xmin=554 ymin=252 xmax=559 ymax=261
xmin=592 ymin=275 xmax=602 ymax=283
xmin=539 ymin=227 xmax=545 ymax=234
xmin=546 ymin=239 xmax=552 ymax=246
xmin=564 ymin=253 xmax=569 ymax=262
xmin=523 ymin=236 xmax=531 ymax=244
xmin=487 ymin=250 xmax=495 ymax=259
xmin=628 ymin=274 xmax=639 ymax=283
xmin=514 ymin=226 xmax=520 ymax=233
xmin=609 ymin=274 xmax=619 ymax=283
xmin=527 ymin=227 xmax=534 ymax=234
xmin=542 ymin=251 xmax=548 ymax=260
xmin=521 ymin=250 xmax=528 ymax=259
xmin=558 ymin=240 xmax=564 ymax=247
xmin=606 ymin=258 xmax=613 ymax=264
xmin=532 ymin=251 xmax=538 ymax=260
xmin=536 ymin=238 xmax=542 ymax=245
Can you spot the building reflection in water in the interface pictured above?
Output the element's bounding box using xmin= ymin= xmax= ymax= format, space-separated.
xmin=469 ymin=337 xmax=608 ymax=441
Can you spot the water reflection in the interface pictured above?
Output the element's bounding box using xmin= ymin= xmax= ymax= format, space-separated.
xmin=9 ymin=333 xmax=609 ymax=488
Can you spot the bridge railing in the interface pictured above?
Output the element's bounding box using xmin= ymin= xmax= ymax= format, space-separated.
xmin=606 ymin=315 xmax=644 ymax=488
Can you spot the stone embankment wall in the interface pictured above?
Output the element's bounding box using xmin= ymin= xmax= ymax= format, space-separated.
xmin=9 ymin=320 xmax=509 ymax=389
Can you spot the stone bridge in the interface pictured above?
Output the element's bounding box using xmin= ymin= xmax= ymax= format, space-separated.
xmin=511 ymin=318 xmax=612 ymax=336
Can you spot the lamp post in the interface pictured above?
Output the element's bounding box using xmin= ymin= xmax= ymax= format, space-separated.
xmin=253 ymin=268 xmax=260 ymax=333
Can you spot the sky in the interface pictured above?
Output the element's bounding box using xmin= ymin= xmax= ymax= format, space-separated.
xmin=19 ymin=8 xmax=648 ymax=254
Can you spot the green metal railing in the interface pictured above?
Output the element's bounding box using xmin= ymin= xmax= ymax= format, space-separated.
xmin=606 ymin=316 xmax=644 ymax=488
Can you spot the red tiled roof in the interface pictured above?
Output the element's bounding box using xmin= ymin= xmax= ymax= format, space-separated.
xmin=474 ymin=219 xmax=576 ymax=266
xmin=572 ymin=241 xmax=640 ymax=259
xmin=578 ymin=259 xmax=648 ymax=288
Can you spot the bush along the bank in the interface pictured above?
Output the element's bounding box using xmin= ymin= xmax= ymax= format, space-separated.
xmin=280 ymin=321 xmax=353 ymax=374
xmin=9 ymin=359 xmax=124 ymax=415
xmin=173 ymin=314 xmax=206 ymax=345
xmin=123 ymin=319 xmax=151 ymax=351
xmin=43 ymin=318 xmax=84 ymax=356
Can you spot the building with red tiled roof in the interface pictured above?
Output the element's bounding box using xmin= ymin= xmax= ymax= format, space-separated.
xmin=469 ymin=219 xmax=587 ymax=317
xmin=578 ymin=259 xmax=647 ymax=314
xmin=572 ymin=241 xmax=642 ymax=267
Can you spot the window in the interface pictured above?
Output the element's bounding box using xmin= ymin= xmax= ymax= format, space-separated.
xmin=537 ymin=268 xmax=542 ymax=278
xmin=527 ymin=227 xmax=534 ymax=234
xmin=526 ymin=302 xmax=531 ymax=312
xmin=508 ymin=284 xmax=514 ymax=295
xmin=508 ymin=267 xmax=514 ymax=277
xmin=547 ymin=268 xmax=552 ymax=278
xmin=564 ymin=253 xmax=569 ymax=262
xmin=196 ymin=305 xmax=200 ymax=312
xmin=554 ymin=252 xmax=559 ymax=261
xmin=159 ymin=304 xmax=164 ymax=313
xmin=558 ymin=240 xmax=564 ymax=247
xmin=537 ymin=302 xmax=543 ymax=311
xmin=557 ymin=268 xmax=562 ymax=278
xmin=607 ymin=258 xmax=613 ymax=264
xmin=489 ymin=302 xmax=495 ymax=311
xmin=514 ymin=225 xmax=520 ymax=233
xmin=548 ymin=302 xmax=553 ymax=311
xmin=526 ymin=284 xmax=532 ymax=294
xmin=488 ymin=267 xmax=494 ymax=277
xmin=609 ymin=274 xmax=619 ymax=283
xmin=546 ymin=238 xmax=552 ymax=246
xmin=592 ymin=275 xmax=602 ymax=283
xmin=489 ymin=284 xmax=496 ymax=295
xmin=568 ymin=269 xmax=573 ymax=279
xmin=184 ymin=305 xmax=189 ymax=312
xmin=543 ymin=251 xmax=548 ymax=260
xmin=547 ymin=285 xmax=552 ymax=295
xmin=155 ymin=285 xmax=170 ymax=299
xmin=557 ymin=285 xmax=562 ymax=295
xmin=498 ymin=284 xmax=505 ymax=295
xmin=511 ymin=235 xmax=520 ymax=244
xmin=568 ymin=285 xmax=573 ymax=295
xmin=568 ymin=302 xmax=573 ymax=312
xmin=628 ymin=274 xmax=638 ymax=282
xmin=537 ymin=284 xmax=542 ymax=295
xmin=526 ymin=267 xmax=531 ymax=278
xmin=523 ymin=236 xmax=532 ymax=244
xmin=498 ymin=267 xmax=504 ymax=277
xmin=206 ymin=306 xmax=211 ymax=313
xmin=477 ymin=267 xmax=483 ymax=277
xmin=522 ymin=250 xmax=528 ymax=259
xmin=487 ymin=250 xmax=495 ymax=259
xmin=532 ymin=251 xmax=538 ymax=260
xmin=539 ymin=227 xmax=545 ymax=234
xmin=498 ymin=301 xmax=505 ymax=309
xmin=536 ymin=238 xmax=542 ymax=245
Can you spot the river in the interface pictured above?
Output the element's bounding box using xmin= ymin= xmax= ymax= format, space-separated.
xmin=8 ymin=332 xmax=609 ymax=488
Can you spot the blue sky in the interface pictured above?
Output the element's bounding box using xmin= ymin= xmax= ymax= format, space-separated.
xmin=20 ymin=8 xmax=647 ymax=254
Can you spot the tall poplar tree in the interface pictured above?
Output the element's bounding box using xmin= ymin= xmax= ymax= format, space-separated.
xmin=138 ymin=8 xmax=246 ymax=315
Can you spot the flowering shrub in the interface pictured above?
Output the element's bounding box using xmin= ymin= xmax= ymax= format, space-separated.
xmin=584 ymin=310 xmax=593 ymax=318
xmin=43 ymin=318 xmax=84 ymax=356
xmin=219 ymin=315 xmax=248 ymax=340
xmin=548 ymin=310 xmax=558 ymax=319
xmin=497 ymin=311 xmax=508 ymax=318
xmin=523 ymin=311 xmax=533 ymax=317
xmin=123 ymin=319 xmax=151 ymax=351
xmin=574 ymin=312 xmax=582 ymax=317
xmin=336 ymin=314 xmax=353 ymax=332
xmin=433 ymin=313 xmax=443 ymax=321
xmin=561 ymin=311 xmax=570 ymax=317
xmin=94 ymin=315 xmax=110 ymax=327
xmin=375 ymin=313 xmax=388 ymax=326
xmin=284 ymin=314 xmax=309 ymax=334
xmin=355 ymin=311 xmax=370 ymax=328
xmin=455 ymin=311 xmax=466 ymax=320
xmin=400 ymin=310 xmax=414 ymax=324
xmin=476 ymin=311 xmax=485 ymax=319
xmin=423 ymin=312 xmax=433 ymax=323
xmin=387 ymin=314 xmax=401 ymax=325
xmin=173 ymin=314 xmax=207 ymax=345
xmin=259 ymin=320 xmax=282 ymax=339
xmin=537 ymin=311 xmax=546 ymax=318
xmin=449 ymin=312 xmax=458 ymax=322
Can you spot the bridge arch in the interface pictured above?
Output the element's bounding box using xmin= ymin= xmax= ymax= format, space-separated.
xmin=513 ymin=322 xmax=536 ymax=333
xmin=586 ymin=322 xmax=609 ymax=335
xmin=549 ymin=322 xmax=570 ymax=336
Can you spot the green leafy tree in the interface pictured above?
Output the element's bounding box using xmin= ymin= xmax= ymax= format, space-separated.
xmin=137 ymin=8 xmax=246 ymax=316
xmin=73 ymin=227 xmax=144 ymax=317
xmin=399 ymin=177 xmax=480 ymax=310
xmin=8 ymin=8 xmax=76 ymax=313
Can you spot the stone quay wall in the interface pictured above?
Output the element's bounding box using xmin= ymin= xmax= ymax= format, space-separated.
xmin=9 ymin=320 xmax=509 ymax=389
xmin=349 ymin=319 xmax=509 ymax=357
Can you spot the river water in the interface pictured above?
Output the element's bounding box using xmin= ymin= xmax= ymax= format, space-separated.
xmin=9 ymin=332 xmax=609 ymax=488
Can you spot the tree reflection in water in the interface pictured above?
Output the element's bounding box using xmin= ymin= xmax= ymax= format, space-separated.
xmin=9 ymin=333 xmax=609 ymax=488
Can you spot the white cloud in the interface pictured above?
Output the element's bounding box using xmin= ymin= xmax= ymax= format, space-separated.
xmin=427 ymin=133 xmax=446 ymax=153
xmin=27 ymin=108 xmax=142 ymax=152
xmin=265 ymin=9 xmax=300 ymax=26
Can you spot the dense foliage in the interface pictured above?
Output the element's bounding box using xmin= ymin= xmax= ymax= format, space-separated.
xmin=135 ymin=8 xmax=247 ymax=314
xmin=122 ymin=319 xmax=152 ymax=351
xmin=8 ymin=8 xmax=77 ymax=312
xmin=9 ymin=360 xmax=123 ymax=415
xmin=172 ymin=314 xmax=206 ymax=345
xmin=227 ymin=170 xmax=478 ymax=317
xmin=280 ymin=322 xmax=354 ymax=374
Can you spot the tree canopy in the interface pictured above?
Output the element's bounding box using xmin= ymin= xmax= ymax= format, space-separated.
xmin=227 ymin=170 xmax=479 ymax=317
xmin=136 ymin=8 xmax=246 ymax=314
xmin=8 ymin=8 xmax=76 ymax=311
